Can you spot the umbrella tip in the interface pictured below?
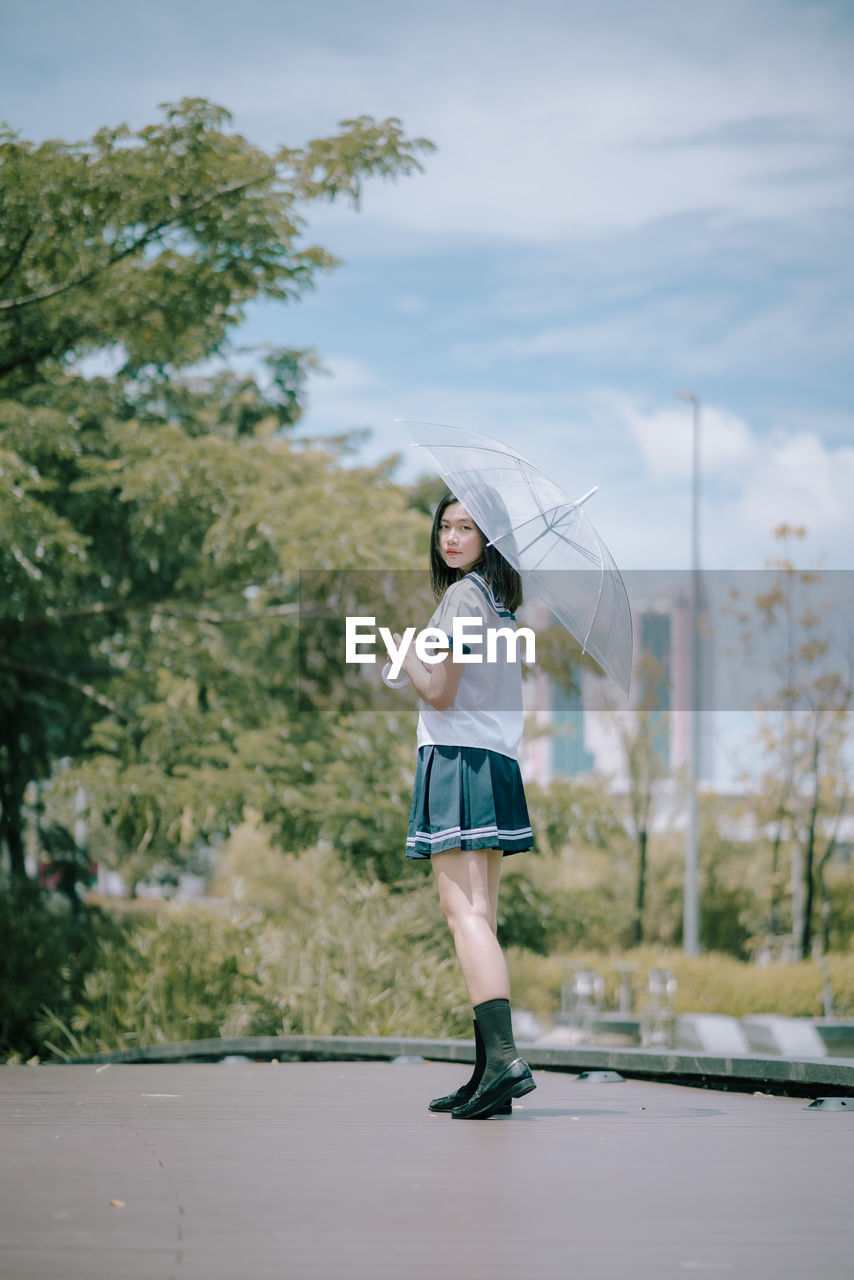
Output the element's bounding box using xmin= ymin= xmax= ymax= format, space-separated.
xmin=575 ymin=486 xmax=599 ymax=507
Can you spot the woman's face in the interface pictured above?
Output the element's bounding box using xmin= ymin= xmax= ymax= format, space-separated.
xmin=438 ymin=502 xmax=484 ymax=573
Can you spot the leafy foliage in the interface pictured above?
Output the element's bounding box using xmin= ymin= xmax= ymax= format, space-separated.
xmin=29 ymin=841 xmax=470 ymax=1060
xmin=728 ymin=526 xmax=853 ymax=956
xmin=525 ymin=776 xmax=626 ymax=856
xmin=0 ymin=100 xmax=433 ymax=382
xmin=5 ymin=103 xmax=854 ymax=1064
xmin=0 ymin=100 xmax=432 ymax=887
xmin=0 ymin=876 xmax=113 ymax=1060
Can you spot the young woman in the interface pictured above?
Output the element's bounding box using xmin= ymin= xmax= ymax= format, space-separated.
xmin=391 ymin=492 xmax=536 ymax=1119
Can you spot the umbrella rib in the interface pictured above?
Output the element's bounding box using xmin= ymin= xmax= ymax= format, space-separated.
xmin=580 ymin=531 xmax=606 ymax=654
xmin=489 ymin=494 xmax=598 ymax=548
xmin=519 ymin=463 xmax=552 ymax=522
xmin=416 ymin=439 xmax=585 ymax=529
xmin=411 ymin=439 xmax=538 ymax=465
xmin=487 ymin=503 xmax=564 ymax=547
xmin=427 ymin=441 xmax=557 ymax=521
xmin=491 ymin=501 xmax=583 ymax=552
xmin=508 ymin=517 xmax=602 ymax=567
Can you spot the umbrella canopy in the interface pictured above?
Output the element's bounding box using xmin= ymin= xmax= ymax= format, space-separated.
xmin=404 ymin=420 xmax=633 ymax=694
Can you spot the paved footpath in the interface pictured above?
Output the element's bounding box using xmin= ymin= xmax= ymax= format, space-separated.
xmin=2 ymin=1061 xmax=852 ymax=1280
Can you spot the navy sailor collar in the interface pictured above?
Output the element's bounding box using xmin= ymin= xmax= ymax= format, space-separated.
xmin=456 ymin=571 xmax=516 ymax=620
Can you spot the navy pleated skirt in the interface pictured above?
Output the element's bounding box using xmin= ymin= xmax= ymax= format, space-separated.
xmin=406 ymin=744 xmax=533 ymax=859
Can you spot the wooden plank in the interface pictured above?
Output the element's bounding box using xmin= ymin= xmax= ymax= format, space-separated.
xmin=2 ymin=1062 xmax=852 ymax=1280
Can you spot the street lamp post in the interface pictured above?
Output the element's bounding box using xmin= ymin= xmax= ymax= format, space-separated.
xmin=676 ymin=389 xmax=701 ymax=956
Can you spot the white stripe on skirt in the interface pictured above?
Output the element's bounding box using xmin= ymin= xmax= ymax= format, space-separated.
xmin=406 ymin=822 xmax=533 ymax=847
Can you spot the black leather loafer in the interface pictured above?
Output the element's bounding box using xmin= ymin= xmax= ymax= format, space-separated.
xmin=451 ymin=1058 xmax=535 ymax=1119
xmin=429 ymin=1085 xmax=512 ymax=1115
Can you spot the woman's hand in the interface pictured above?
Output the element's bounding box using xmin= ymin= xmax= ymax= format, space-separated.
xmin=392 ymin=632 xmax=462 ymax=711
xmin=393 ymin=633 xmax=429 ymax=678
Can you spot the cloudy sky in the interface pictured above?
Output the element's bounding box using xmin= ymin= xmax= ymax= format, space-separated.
xmin=4 ymin=0 xmax=854 ymax=571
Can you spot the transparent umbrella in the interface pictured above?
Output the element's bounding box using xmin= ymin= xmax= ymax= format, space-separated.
xmin=403 ymin=419 xmax=633 ymax=694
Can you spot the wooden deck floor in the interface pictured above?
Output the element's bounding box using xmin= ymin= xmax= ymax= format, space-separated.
xmin=2 ymin=1061 xmax=852 ymax=1279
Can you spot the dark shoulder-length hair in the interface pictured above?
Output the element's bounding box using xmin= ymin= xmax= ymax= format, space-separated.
xmin=429 ymin=491 xmax=523 ymax=613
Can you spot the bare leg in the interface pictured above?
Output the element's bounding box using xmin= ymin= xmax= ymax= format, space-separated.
xmin=485 ymin=847 xmax=503 ymax=936
xmin=430 ymin=848 xmax=534 ymax=1116
xmin=432 ymin=847 xmax=510 ymax=1006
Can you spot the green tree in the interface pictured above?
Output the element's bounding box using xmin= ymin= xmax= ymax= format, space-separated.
xmin=0 ymin=100 xmax=434 ymax=885
xmin=524 ymin=775 xmax=624 ymax=858
xmin=0 ymin=99 xmax=432 ymax=383
xmin=19 ymin=413 xmax=430 ymax=892
xmin=594 ymin=651 xmax=670 ymax=947
xmin=731 ymin=526 xmax=853 ymax=958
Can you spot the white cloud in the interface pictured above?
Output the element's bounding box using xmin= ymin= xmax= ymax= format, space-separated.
xmin=449 ymin=265 xmax=854 ymax=394
xmin=268 ymin=1 xmax=854 ymax=245
xmin=451 ymin=293 xmax=735 ymax=371
xmin=391 ymin=295 xmax=427 ymax=316
xmin=296 ymin=362 xmax=854 ymax=570
xmin=295 ymin=358 xmax=582 ymax=473
xmin=609 ymin=399 xmax=854 ymax=568
xmin=733 ymin=430 xmax=854 ymax=548
xmin=613 ymin=395 xmax=760 ymax=480
xmin=11 ymin=1 xmax=850 ymax=247
xmin=8 ymin=0 xmax=852 ymax=579
xmin=314 ymin=355 xmax=381 ymax=395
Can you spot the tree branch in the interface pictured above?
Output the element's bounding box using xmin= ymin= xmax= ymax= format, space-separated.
xmin=0 ymin=339 xmax=69 ymax=382
xmin=154 ymin=603 xmax=303 ymax=624
xmin=12 ymin=591 xmax=307 ymax=630
xmin=0 ymin=290 xmax=215 ymax=381
xmin=0 ymin=175 xmax=270 ymax=314
xmin=0 ymin=658 xmax=129 ymax=721
xmin=0 ymin=225 xmax=34 ymax=292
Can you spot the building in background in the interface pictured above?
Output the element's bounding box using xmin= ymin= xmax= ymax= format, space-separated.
xmin=521 ymin=587 xmax=714 ymax=789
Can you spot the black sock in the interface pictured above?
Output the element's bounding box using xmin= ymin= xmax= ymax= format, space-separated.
xmin=472 ymin=997 xmax=518 ymax=1081
xmin=460 ymin=1018 xmax=486 ymax=1094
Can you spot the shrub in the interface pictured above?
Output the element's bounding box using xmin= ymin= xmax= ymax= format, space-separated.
xmin=506 ymin=945 xmax=854 ymax=1023
xmin=10 ymin=816 xmax=854 ymax=1061
xmin=38 ymin=906 xmax=283 ymax=1056
xmin=0 ymin=876 xmax=110 ymax=1061
xmin=31 ymin=846 xmax=472 ymax=1059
